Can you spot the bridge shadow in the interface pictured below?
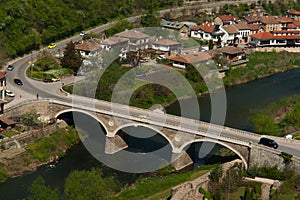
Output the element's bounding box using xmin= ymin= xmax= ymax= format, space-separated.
xmin=185 ymin=142 xmax=239 ymax=169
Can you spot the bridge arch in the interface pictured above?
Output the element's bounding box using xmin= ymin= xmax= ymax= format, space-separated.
xmin=180 ymin=139 xmax=248 ymax=169
xmin=112 ymin=123 xmax=175 ymax=151
xmin=55 ymin=109 xmax=109 ymax=135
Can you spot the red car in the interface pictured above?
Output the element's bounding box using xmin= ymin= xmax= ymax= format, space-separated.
xmin=43 ymin=78 xmax=53 ymax=83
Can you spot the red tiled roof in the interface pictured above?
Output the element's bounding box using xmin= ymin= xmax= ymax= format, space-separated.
xmin=0 ymin=118 xmax=17 ymax=126
xmin=247 ymin=24 xmax=261 ymax=31
xmin=219 ymin=15 xmax=239 ymax=22
xmin=193 ymin=23 xmax=215 ymax=33
xmin=261 ymin=16 xmax=279 ymax=24
xmin=169 ymin=52 xmax=212 ymax=64
xmin=250 ymin=32 xmax=300 ymax=40
xmin=234 ymin=22 xmax=250 ymax=30
xmin=222 ymin=25 xmax=239 ymax=34
xmin=0 ymin=71 xmax=5 ymax=79
xmin=293 ymin=20 xmax=300 ymax=26
xmin=243 ymin=16 xmax=260 ymax=23
xmin=288 ymin=10 xmax=300 ymax=16
xmin=279 ymin=17 xmax=293 ymax=23
xmin=250 ymin=32 xmax=274 ymax=40
xmin=75 ymin=41 xmax=101 ymax=52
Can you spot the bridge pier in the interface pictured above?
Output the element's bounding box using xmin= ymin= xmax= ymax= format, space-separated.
xmin=104 ymin=135 xmax=128 ymax=155
xmin=171 ymin=151 xmax=193 ymax=171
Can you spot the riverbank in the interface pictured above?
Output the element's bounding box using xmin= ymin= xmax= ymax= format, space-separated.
xmin=0 ymin=125 xmax=80 ymax=182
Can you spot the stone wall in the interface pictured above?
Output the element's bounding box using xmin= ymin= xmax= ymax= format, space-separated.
xmin=170 ymin=159 xmax=242 ymax=200
xmin=250 ymin=144 xmax=300 ymax=173
xmin=0 ymin=120 xmax=68 ymax=151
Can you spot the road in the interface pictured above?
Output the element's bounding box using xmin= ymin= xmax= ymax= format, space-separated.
xmin=3 ymin=0 xmax=300 ymax=158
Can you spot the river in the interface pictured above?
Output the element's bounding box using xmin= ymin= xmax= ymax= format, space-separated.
xmin=1 ymin=69 xmax=300 ymax=199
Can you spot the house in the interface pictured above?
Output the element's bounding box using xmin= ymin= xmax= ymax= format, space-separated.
xmin=278 ymin=17 xmax=294 ymax=30
xmin=100 ymin=37 xmax=129 ymax=52
xmin=245 ymin=4 xmax=268 ymax=17
xmin=161 ymin=19 xmax=197 ymax=36
xmin=213 ymin=46 xmax=246 ymax=65
xmin=286 ymin=20 xmax=300 ymax=30
xmin=190 ymin=23 xmax=224 ymax=42
xmin=233 ymin=22 xmax=251 ymax=43
xmin=152 ymin=39 xmax=180 ymax=55
xmin=288 ymin=10 xmax=300 ymax=21
xmin=248 ymin=24 xmax=262 ymax=35
xmin=0 ymin=118 xmax=17 ymax=129
xmin=75 ymin=39 xmax=101 ymax=57
xmin=250 ymin=30 xmax=300 ymax=47
xmin=214 ymin=15 xmax=239 ymax=26
xmin=243 ymin=16 xmax=261 ymax=24
xmin=169 ymin=52 xmax=212 ymax=69
xmin=220 ymin=25 xmax=239 ymax=44
xmin=115 ymin=29 xmax=150 ymax=52
xmin=0 ymin=72 xmax=6 ymax=114
xmin=260 ymin=16 xmax=281 ymax=32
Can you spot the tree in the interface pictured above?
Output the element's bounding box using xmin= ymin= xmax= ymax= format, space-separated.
xmin=27 ymin=176 xmax=59 ymax=200
xmin=61 ymin=41 xmax=82 ymax=72
xmin=185 ymin=64 xmax=203 ymax=83
xmin=64 ymin=168 xmax=120 ymax=200
xmin=21 ymin=110 xmax=40 ymax=127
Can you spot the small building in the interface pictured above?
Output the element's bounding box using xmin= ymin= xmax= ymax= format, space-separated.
xmin=169 ymin=52 xmax=212 ymax=69
xmin=288 ymin=10 xmax=300 ymax=21
xmin=250 ymin=31 xmax=300 ymax=47
xmin=190 ymin=23 xmax=224 ymax=42
xmin=0 ymin=118 xmax=17 ymax=129
xmin=75 ymin=39 xmax=101 ymax=57
xmin=161 ymin=19 xmax=197 ymax=36
xmin=214 ymin=15 xmax=239 ymax=26
xmin=152 ymin=39 xmax=180 ymax=55
xmin=260 ymin=16 xmax=281 ymax=32
xmin=115 ymin=29 xmax=150 ymax=52
xmin=213 ymin=46 xmax=246 ymax=65
xmin=100 ymin=37 xmax=129 ymax=52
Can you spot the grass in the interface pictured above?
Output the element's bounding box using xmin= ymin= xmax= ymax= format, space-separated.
xmin=2 ymin=131 xmax=20 ymax=137
xmin=112 ymin=165 xmax=216 ymax=200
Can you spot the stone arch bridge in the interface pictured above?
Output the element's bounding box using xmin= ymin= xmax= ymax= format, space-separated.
xmin=3 ymin=99 xmax=300 ymax=172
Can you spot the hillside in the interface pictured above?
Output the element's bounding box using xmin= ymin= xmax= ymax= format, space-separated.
xmin=0 ymin=0 xmax=181 ymax=64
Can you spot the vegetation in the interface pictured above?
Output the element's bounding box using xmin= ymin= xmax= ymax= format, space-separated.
xmin=20 ymin=110 xmax=41 ymax=128
xmin=270 ymin=172 xmax=300 ymax=199
xmin=280 ymin=152 xmax=293 ymax=165
xmin=27 ymin=126 xmax=79 ymax=162
xmin=250 ymin=95 xmax=300 ymax=136
xmin=247 ymin=165 xmax=286 ymax=180
xmin=224 ymin=51 xmax=300 ymax=86
xmin=105 ymin=20 xmax=135 ymax=37
xmin=0 ymin=0 xmax=182 ymax=63
xmin=61 ymin=41 xmax=82 ymax=73
xmin=0 ymin=165 xmax=8 ymax=184
xmin=27 ymin=176 xmax=59 ymax=200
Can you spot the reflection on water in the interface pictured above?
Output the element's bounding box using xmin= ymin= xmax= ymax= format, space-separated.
xmin=1 ymin=69 xmax=300 ymax=199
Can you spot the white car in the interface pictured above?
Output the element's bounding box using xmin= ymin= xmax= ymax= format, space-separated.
xmin=5 ymin=90 xmax=15 ymax=97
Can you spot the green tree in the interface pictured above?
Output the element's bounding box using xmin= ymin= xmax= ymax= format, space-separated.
xmin=185 ymin=64 xmax=203 ymax=83
xmin=61 ymin=41 xmax=82 ymax=72
xmin=27 ymin=176 xmax=59 ymax=200
xmin=64 ymin=168 xmax=120 ymax=200
xmin=21 ymin=110 xmax=40 ymax=127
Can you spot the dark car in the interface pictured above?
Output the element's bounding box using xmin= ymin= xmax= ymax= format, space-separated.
xmin=7 ymin=65 xmax=14 ymax=71
xmin=258 ymin=137 xmax=278 ymax=149
xmin=43 ymin=78 xmax=53 ymax=83
xmin=13 ymin=79 xmax=23 ymax=86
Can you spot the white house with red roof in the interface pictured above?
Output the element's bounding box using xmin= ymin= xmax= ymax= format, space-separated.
xmin=100 ymin=37 xmax=129 ymax=52
xmin=169 ymin=52 xmax=212 ymax=69
xmin=75 ymin=39 xmax=102 ymax=57
xmin=190 ymin=22 xmax=224 ymax=42
xmin=214 ymin=15 xmax=239 ymax=26
xmin=250 ymin=30 xmax=300 ymax=47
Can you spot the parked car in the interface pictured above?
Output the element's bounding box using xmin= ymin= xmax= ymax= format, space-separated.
xmin=258 ymin=137 xmax=278 ymax=149
xmin=80 ymin=31 xmax=87 ymax=37
xmin=7 ymin=64 xmax=14 ymax=71
xmin=43 ymin=78 xmax=53 ymax=83
xmin=51 ymin=77 xmax=60 ymax=82
xmin=13 ymin=79 xmax=23 ymax=86
xmin=48 ymin=43 xmax=56 ymax=49
xmin=5 ymin=90 xmax=15 ymax=97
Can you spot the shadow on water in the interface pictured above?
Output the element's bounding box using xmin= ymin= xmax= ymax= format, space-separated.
xmin=1 ymin=69 xmax=300 ymax=199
